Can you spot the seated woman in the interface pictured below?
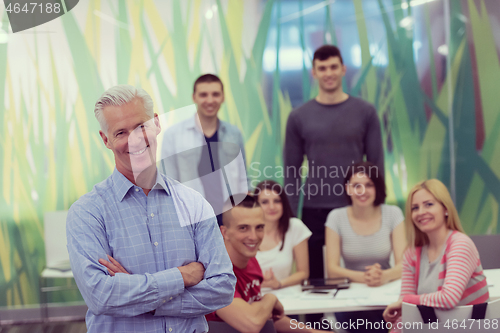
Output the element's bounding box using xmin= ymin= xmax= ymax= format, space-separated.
xmin=325 ymin=161 xmax=406 ymax=332
xmin=383 ymin=179 xmax=489 ymax=331
xmin=325 ymin=161 xmax=406 ymax=285
xmin=254 ymin=180 xmax=312 ymax=289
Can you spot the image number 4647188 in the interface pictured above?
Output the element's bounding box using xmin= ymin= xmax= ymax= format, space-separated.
xmin=3 ymin=0 xmax=80 ymax=33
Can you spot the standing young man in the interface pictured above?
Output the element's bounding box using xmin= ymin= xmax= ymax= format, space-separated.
xmin=284 ymin=45 xmax=384 ymax=279
xmin=162 ymin=74 xmax=248 ymax=225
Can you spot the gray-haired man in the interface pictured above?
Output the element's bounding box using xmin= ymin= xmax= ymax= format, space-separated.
xmin=66 ymin=85 xmax=235 ymax=333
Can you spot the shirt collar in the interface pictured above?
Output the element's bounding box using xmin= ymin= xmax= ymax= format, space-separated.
xmin=111 ymin=168 xmax=171 ymax=201
xmin=185 ymin=114 xmax=198 ymax=129
xmin=186 ymin=113 xmax=225 ymax=133
xmin=152 ymin=170 xmax=171 ymax=194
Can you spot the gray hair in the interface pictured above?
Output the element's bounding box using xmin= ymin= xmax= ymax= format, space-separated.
xmin=94 ymin=85 xmax=154 ymax=134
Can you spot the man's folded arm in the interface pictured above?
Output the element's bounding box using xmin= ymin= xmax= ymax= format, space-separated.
xmin=67 ymin=205 xmax=185 ymax=317
xmin=153 ymin=215 xmax=236 ymax=317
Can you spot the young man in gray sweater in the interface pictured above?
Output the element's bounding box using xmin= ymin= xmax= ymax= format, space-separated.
xmin=284 ymin=45 xmax=384 ymax=280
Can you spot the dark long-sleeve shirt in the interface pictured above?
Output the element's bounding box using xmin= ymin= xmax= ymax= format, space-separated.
xmin=284 ymin=96 xmax=384 ymax=214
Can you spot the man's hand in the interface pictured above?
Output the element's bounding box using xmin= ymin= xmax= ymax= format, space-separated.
xmin=99 ymin=255 xmax=130 ymax=276
xmin=271 ymin=299 xmax=284 ymax=321
xmin=178 ymin=262 xmax=205 ymax=287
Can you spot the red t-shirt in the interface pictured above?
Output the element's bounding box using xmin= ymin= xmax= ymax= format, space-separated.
xmin=205 ymin=257 xmax=263 ymax=321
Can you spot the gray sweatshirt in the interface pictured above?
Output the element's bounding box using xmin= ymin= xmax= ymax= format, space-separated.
xmin=284 ymin=96 xmax=384 ymax=214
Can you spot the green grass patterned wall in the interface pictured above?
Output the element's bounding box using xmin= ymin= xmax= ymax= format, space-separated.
xmin=0 ymin=0 xmax=499 ymax=307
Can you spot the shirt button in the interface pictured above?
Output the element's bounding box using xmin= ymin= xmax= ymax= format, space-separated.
xmin=135 ymin=188 xmax=139 ymax=192
xmin=169 ymin=297 xmax=173 ymax=300
xmin=150 ymin=213 xmax=154 ymax=217
xmin=169 ymin=328 xmax=172 ymax=332
xmin=163 ymin=299 xmax=166 ymax=303
xmin=154 ymin=242 xmax=158 ymax=246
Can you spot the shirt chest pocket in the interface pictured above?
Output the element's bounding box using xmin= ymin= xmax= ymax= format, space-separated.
xmin=107 ymin=220 xmax=157 ymax=273
xmin=107 ymin=221 xmax=198 ymax=273
xmin=159 ymin=223 xmax=198 ymax=266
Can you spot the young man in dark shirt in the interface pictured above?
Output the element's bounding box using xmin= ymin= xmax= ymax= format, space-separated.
xmin=284 ymin=45 xmax=384 ymax=280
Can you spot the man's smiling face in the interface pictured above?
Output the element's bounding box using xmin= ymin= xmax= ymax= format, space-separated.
xmin=221 ymin=206 xmax=265 ymax=266
xmin=193 ymin=82 xmax=224 ymax=119
xmin=312 ymin=56 xmax=346 ymax=94
xmin=99 ymin=98 xmax=161 ymax=181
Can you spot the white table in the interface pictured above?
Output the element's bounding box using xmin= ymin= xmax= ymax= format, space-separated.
xmin=264 ymin=269 xmax=500 ymax=315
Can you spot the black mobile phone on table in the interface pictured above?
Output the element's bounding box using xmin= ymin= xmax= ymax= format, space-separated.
xmin=301 ymin=277 xmax=350 ymax=291
xmin=309 ymin=290 xmax=331 ymax=294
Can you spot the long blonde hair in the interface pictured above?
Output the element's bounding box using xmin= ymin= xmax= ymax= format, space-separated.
xmin=405 ymin=179 xmax=464 ymax=247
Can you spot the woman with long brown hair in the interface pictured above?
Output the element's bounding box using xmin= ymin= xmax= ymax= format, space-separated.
xmin=325 ymin=161 xmax=405 ymax=332
xmin=254 ymin=180 xmax=312 ymax=289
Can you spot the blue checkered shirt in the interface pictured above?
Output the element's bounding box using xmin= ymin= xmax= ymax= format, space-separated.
xmin=67 ymin=168 xmax=236 ymax=333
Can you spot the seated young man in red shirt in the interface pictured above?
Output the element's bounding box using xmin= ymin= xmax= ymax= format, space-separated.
xmin=206 ymin=195 xmax=326 ymax=333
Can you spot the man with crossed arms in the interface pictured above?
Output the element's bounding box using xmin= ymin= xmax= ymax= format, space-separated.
xmin=67 ymin=85 xmax=235 ymax=333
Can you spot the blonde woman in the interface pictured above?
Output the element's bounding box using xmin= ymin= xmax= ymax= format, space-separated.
xmin=383 ymin=179 xmax=489 ymax=330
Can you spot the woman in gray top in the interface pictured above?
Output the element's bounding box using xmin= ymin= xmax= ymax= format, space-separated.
xmin=325 ymin=161 xmax=406 ymax=332
xmin=325 ymin=161 xmax=406 ymax=286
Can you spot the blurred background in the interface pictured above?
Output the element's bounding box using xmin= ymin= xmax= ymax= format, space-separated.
xmin=1 ymin=0 xmax=499 ymax=323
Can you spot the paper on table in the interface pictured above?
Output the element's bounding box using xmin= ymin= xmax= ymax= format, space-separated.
xmin=334 ymin=288 xmax=370 ymax=299
xmin=355 ymin=296 xmax=397 ymax=306
xmin=262 ymin=285 xmax=302 ymax=299
xmin=370 ymin=280 xmax=401 ymax=297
